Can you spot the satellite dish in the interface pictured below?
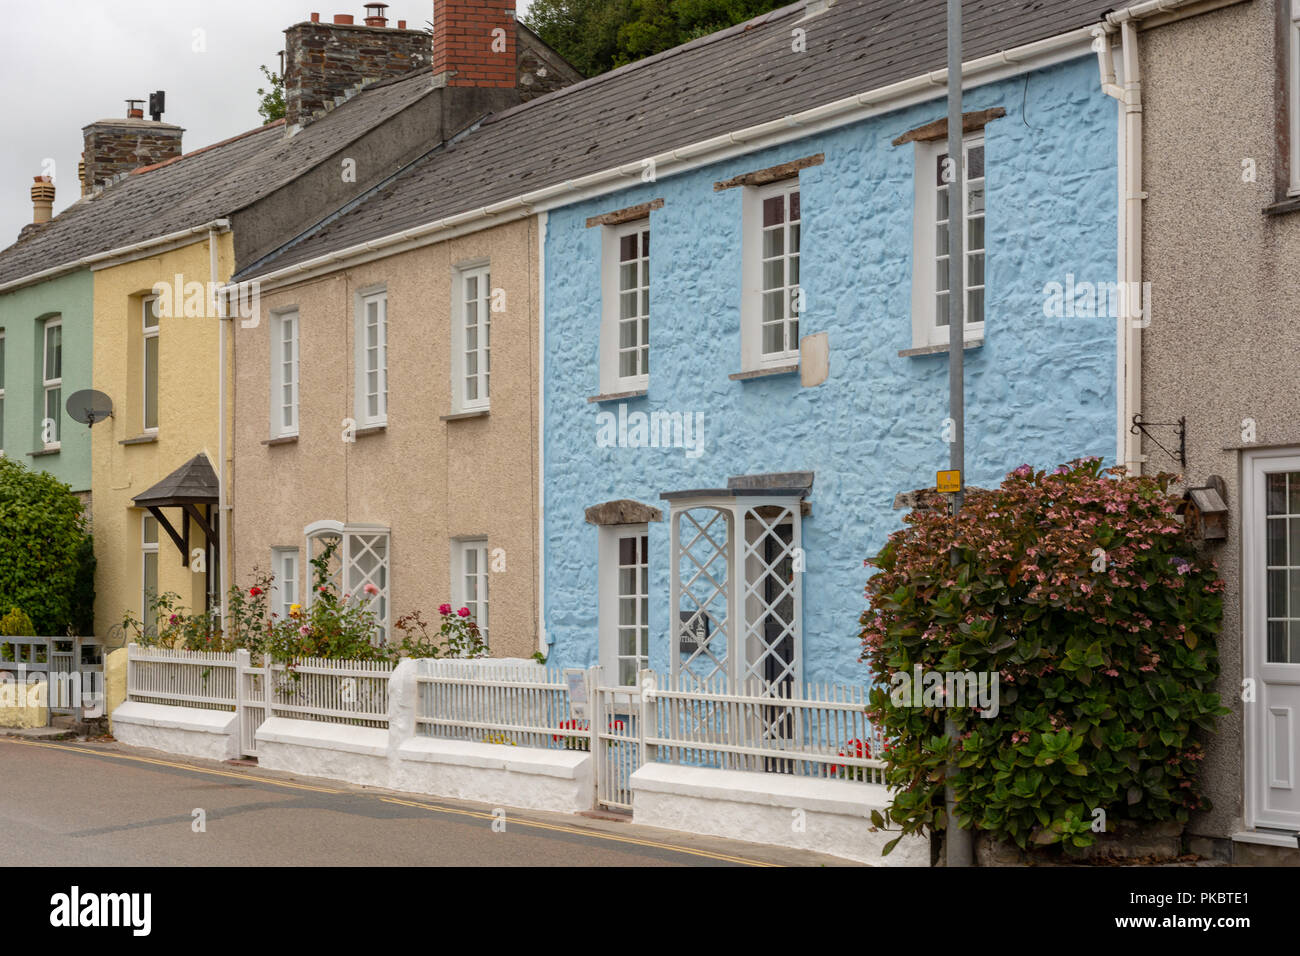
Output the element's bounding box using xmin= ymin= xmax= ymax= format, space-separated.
xmin=66 ymin=389 xmax=114 ymax=426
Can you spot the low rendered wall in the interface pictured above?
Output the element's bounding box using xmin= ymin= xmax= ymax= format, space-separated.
xmin=631 ymin=763 xmax=930 ymax=867
xmin=110 ymin=701 xmax=238 ymax=760
xmin=392 ymin=736 xmax=592 ymax=812
xmin=256 ymin=717 xmax=390 ymax=788
xmin=104 ymin=647 xmax=128 ymax=734
xmin=0 ymin=676 xmax=48 ymax=729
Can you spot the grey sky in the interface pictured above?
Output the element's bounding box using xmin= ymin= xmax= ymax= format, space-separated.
xmin=0 ymin=0 xmax=533 ymax=249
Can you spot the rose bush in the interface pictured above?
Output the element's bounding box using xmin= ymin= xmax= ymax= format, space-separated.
xmin=860 ymin=458 xmax=1227 ymax=856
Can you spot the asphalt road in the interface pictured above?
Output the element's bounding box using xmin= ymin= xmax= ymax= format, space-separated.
xmin=0 ymin=737 xmax=849 ymax=867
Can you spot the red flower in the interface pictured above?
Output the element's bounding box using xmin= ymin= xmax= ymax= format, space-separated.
xmin=438 ymin=603 xmax=452 ymax=615
xmin=249 ymin=586 xmax=263 ymax=597
xmin=457 ymin=606 xmax=470 ymax=618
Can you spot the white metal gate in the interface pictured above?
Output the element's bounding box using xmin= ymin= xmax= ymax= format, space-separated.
xmin=237 ymin=650 xmax=269 ymax=757
xmin=592 ymin=679 xmax=641 ymax=812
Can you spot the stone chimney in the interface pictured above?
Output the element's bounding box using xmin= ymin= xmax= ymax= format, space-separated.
xmin=31 ymin=176 xmax=54 ymax=224
xmin=432 ymin=0 xmax=517 ymax=89
xmin=82 ymin=98 xmax=184 ymax=192
xmin=283 ymin=8 xmax=431 ymax=127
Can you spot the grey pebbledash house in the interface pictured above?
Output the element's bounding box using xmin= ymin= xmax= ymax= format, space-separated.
xmin=1122 ymin=0 xmax=1300 ymax=865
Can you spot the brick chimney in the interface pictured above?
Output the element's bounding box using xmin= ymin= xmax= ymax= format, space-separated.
xmin=31 ymin=176 xmax=54 ymax=224
xmin=432 ymin=0 xmax=517 ymax=89
xmin=283 ymin=8 xmax=431 ymax=127
xmin=82 ymin=99 xmax=183 ymax=192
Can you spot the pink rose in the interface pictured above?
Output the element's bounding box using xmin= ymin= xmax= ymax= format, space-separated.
xmin=439 ymin=603 xmax=452 ymax=615
xmin=364 ymin=583 xmax=379 ymax=596
xmin=457 ymin=607 xmax=470 ymax=618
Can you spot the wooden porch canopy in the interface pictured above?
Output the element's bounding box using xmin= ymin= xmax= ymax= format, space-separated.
xmin=132 ymin=453 xmax=219 ymax=568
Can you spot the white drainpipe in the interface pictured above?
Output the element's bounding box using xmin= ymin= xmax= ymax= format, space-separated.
xmin=1094 ymin=19 xmax=1146 ymax=475
xmin=536 ymin=211 xmax=548 ymax=658
xmin=210 ymin=226 xmax=230 ymax=628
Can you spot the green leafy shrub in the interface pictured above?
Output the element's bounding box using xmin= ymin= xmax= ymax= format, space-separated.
xmin=860 ymin=458 xmax=1227 ymax=855
xmin=0 ymin=457 xmax=92 ymax=635
xmin=0 ymin=607 xmax=35 ymax=637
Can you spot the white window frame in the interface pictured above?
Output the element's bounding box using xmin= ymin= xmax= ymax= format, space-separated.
xmin=302 ymin=520 xmax=390 ymax=640
xmin=910 ymin=134 xmax=986 ymax=349
xmin=271 ymin=547 xmax=300 ymax=621
xmin=353 ymin=289 xmax=387 ymax=428
xmin=142 ymin=513 xmax=159 ymax=636
xmin=41 ymin=316 xmax=61 ymax=450
xmin=0 ymin=328 xmax=6 ymax=456
xmin=452 ymin=263 xmax=492 ymax=413
xmin=451 ymin=537 xmax=490 ymax=648
xmin=270 ymin=309 xmax=299 ymax=438
xmin=1291 ymin=0 xmax=1300 ymax=196
xmin=143 ymin=295 xmax=160 ymax=433
xmin=740 ymin=179 xmax=801 ymax=371
xmin=598 ymin=525 xmax=649 ymax=687
xmin=600 ymin=221 xmax=651 ymax=394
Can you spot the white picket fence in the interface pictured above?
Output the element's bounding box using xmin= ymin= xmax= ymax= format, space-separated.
xmin=124 ymin=646 xmax=884 ymax=807
xmin=268 ymin=657 xmax=394 ymax=729
xmin=643 ymin=673 xmax=887 ymax=786
xmin=414 ymin=660 xmax=590 ymax=749
xmin=127 ymin=646 xmax=238 ymax=712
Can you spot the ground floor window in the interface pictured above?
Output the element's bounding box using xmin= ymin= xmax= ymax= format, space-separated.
xmin=141 ymin=514 xmax=159 ymax=636
xmin=452 ymin=538 xmax=489 ymax=647
xmin=303 ymin=521 xmax=390 ymax=640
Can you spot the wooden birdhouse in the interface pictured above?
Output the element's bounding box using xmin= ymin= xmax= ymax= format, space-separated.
xmin=1180 ymin=475 xmax=1229 ymax=542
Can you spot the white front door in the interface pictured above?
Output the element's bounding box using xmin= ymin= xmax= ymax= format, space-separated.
xmin=1244 ymin=450 xmax=1300 ymax=831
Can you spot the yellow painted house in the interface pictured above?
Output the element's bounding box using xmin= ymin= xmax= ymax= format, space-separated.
xmin=91 ymin=231 xmax=235 ymax=637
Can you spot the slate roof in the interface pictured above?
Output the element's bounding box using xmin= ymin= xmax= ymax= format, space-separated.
xmin=133 ymin=453 xmax=219 ymax=506
xmin=0 ymin=69 xmax=439 ymax=288
xmin=237 ymin=0 xmax=1118 ymax=281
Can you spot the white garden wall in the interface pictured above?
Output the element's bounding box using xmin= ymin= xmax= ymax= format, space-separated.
xmin=631 ymin=763 xmax=929 ymax=866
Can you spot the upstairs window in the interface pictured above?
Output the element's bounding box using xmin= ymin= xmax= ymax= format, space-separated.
xmin=354 ymin=290 xmax=387 ymax=428
xmin=42 ymin=317 xmax=62 ymax=449
xmin=600 ymin=222 xmax=650 ymax=393
xmin=453 ymin=265 xmax=491 ymax=413
xmin=143 ymin=296 xmax=160 ymax=431
xmin=911 ymin=135 xmax=985 ymax=348
xmin=741 ymin=180 xmax=801 ymax=370
xmin=270 ymin=309 xmax=299 ymax=438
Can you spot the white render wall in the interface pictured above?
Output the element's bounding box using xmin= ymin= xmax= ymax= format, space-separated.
xmin=110 ymin=701 xmax=239 ymax=761
xmin=631 ymin=763 xmax=930 ymax=866
xmin=112 ymin=659 xmax=914 ymax=865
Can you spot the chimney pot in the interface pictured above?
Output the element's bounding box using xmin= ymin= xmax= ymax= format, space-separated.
xmin=397 ymin=19 xmax=406 ymax=29
xmin=31 ymin=175 xmax=55 ymax=224
xmin=364 ymin=2 xmax=389 ymax=26
xmin=333 ymin=13 xmax=354 ymax=24
xmin=310 ymin=11 xmax=320 ymax=21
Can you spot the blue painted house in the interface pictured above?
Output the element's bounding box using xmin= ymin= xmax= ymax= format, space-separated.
xmin=538 ymin=0 xmax=1123 ymax=689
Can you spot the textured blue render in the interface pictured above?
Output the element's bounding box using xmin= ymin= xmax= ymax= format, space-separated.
xmin=542 ymin=56 xmax=1118 ymax=686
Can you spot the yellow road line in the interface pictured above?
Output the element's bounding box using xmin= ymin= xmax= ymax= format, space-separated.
xmin=2 ymin=736 xmax=777 ymax=866
xmin=0 ymin=737 xmax=342 ymax=793
xmin=379 ymin=795 xmax=777 ymax=866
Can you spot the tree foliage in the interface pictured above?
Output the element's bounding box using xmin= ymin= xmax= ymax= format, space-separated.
xmin=257 ymin=64 xmax=285 ymax=124
xmin=524 ymin=0 xmax=790 ymax=77
xmin=860 ymin=459 xmax=1227 ymax=856
xmin=0 ymin=458 xmax=93 ymax=636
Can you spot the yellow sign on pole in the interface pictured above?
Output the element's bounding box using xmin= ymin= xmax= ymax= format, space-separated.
xmin=937 ymin=470 xmax=962 ymax=494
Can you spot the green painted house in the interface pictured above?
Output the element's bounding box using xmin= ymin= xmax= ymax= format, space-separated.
xmin=0 ymin=268 xmax=93 ymax=495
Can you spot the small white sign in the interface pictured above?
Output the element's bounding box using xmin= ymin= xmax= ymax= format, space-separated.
xmin=565 ymin=669 xmax=588 ymax=720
